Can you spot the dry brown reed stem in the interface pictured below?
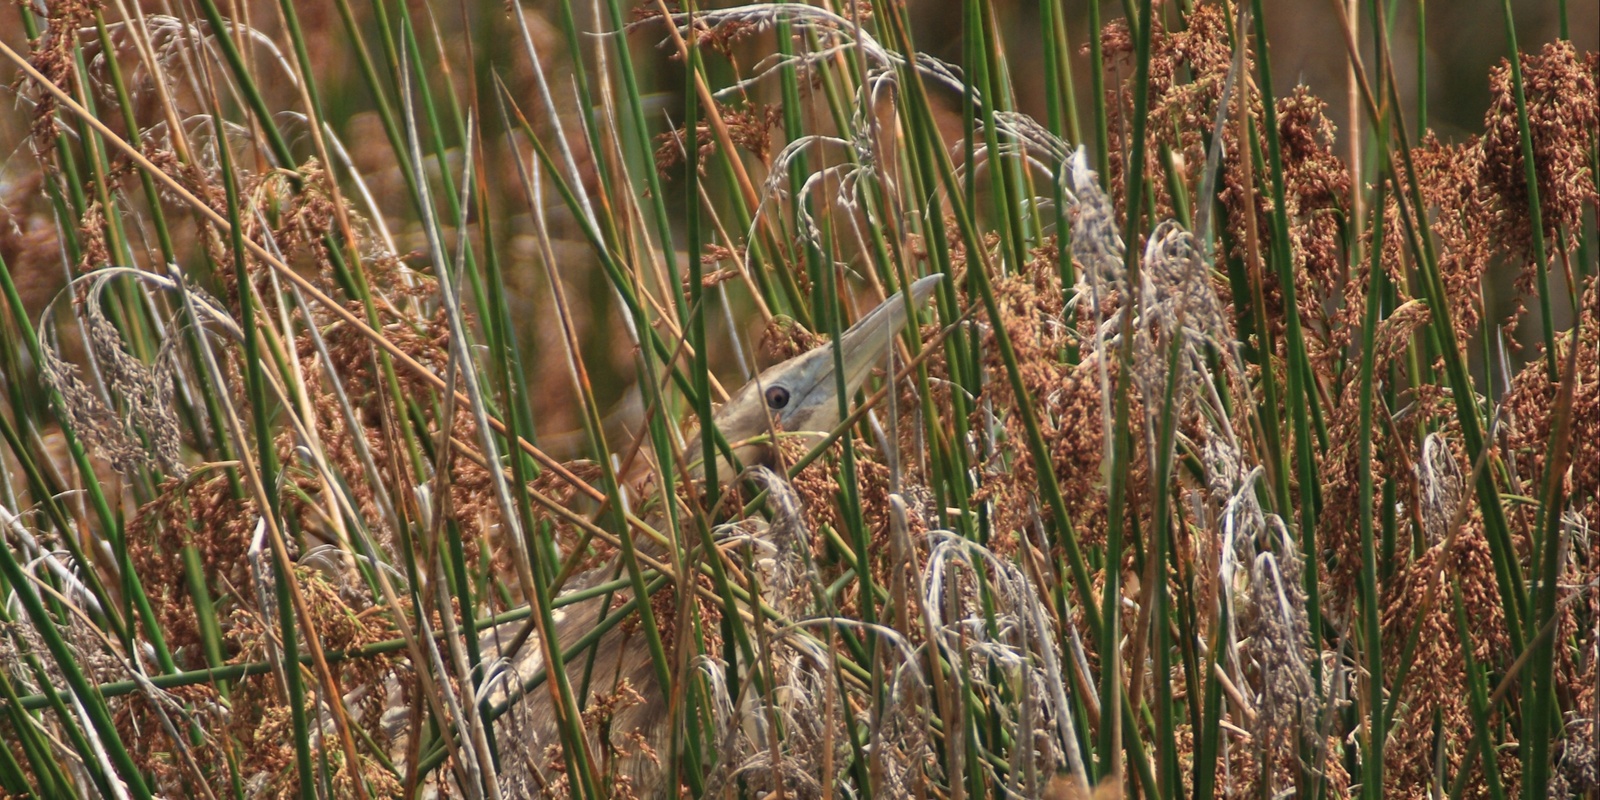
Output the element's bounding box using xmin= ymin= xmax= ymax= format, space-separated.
xmin=1345 ymin=0 xmax=1362 ymax=267
xmin=1225 ymin=6 xmax=1280 ymax=500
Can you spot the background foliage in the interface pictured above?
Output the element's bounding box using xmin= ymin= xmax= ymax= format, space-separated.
xmin=0 ymin=0 xmax=1595 ymax=798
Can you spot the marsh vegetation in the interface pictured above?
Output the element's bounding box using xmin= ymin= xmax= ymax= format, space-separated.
xmin=0 ymin=0 xmax=1595 ymax=798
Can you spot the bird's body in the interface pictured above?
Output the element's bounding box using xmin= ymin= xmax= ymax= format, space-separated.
xmin=475 ymin=578 xmax=672 ymax=795
xmin=456 ymin=275 xmax=942 ymax=796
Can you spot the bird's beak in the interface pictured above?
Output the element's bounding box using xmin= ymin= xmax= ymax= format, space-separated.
xmin=686 ymin=274 xmax=943 ymax=482
xmin=829 ymin=273 xmax=945 ymax=403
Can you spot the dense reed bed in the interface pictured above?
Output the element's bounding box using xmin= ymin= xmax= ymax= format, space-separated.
xmin=0 ymin=0 xmax=1595 ymax=797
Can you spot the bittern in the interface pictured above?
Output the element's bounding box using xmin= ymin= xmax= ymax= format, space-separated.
xmin=466 ymin=274 xmax=942 ymax=796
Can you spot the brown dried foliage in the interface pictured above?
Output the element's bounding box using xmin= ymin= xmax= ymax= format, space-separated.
xmin=654 ymin=102 xmax=782 ymax=177
xmin=1481 ymin=41 xmax=1599 ymax=269
xmin=1101 ymin=5 xmax=1350 ymax=367
xmin=974 ymin=244 xmax=1121 ymax=547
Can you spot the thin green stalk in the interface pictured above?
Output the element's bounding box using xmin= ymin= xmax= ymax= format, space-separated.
xmin=1449 ymin=583 xmax=1507 ymax=800
xmin=1522 ymin=333 xmax=1580 ymax=799
xmin=1358 ymin=15 xmax=1528 ymax=643
xmin=1087 ymin=0 xmax=1112 ymax=179
xmin=191 ymin=0 xmax=296 ymax=168
xmin=1192 ymin=589 xmax=1227 ymax=800
xmin=1150 ymin=332 xmax=1184 ymax=797
xmin=1099 ymin=0 xmax=1157 ymax=783
xmin=597 ymin=0 xmax=682 ymax=310
xmin=1040 ymin=0 xmax=1082 ymax=322
xmin=1356 ymin=180 xmax=1386 ymax=799
xmin=967 ymin=0 xmax=1026 ymax=272
xmin=1415 ymin=0 xmax=1426 ymax=129
xmin=209 ymin=96 xmax=317 ymax=798
xmin=1041 ymin=0 xmax=1084 ymax=150
xmin=1250 ymin=0 xmax=1324 ymax=697
xmin=1497 ymin=0 xmax=1558 ymax=380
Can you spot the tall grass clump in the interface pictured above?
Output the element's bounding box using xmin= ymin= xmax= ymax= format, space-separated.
xmin=0 ymin=0 xmax=1595 ymax=797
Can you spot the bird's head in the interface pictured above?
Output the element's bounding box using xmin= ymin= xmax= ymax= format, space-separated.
xmin=686 ymin=274 xmax=942 ymax=481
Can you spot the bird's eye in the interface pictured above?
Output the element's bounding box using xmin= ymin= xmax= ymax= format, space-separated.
xmin=765 ymin=386 xmax=790 ymax=410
